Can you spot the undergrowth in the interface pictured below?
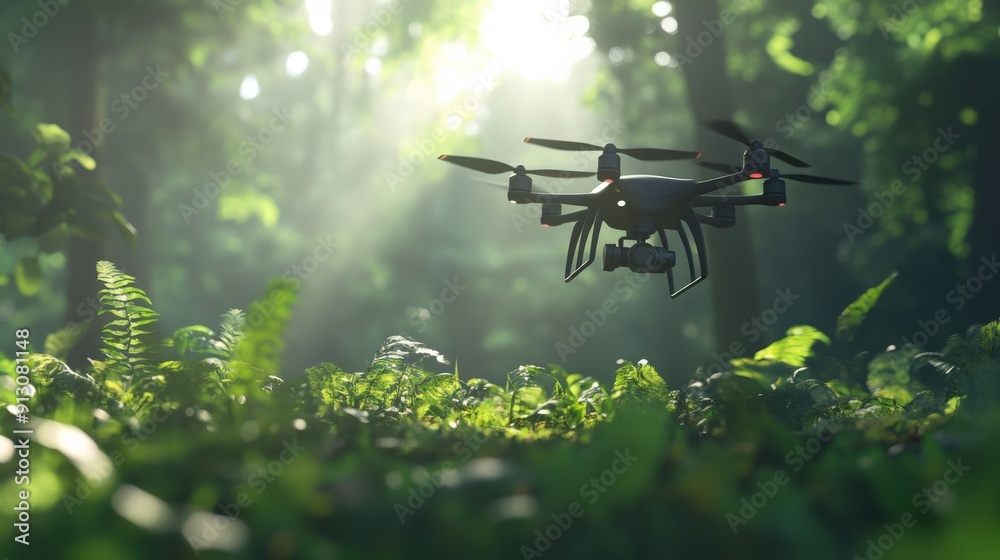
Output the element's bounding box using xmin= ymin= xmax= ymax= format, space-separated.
xmin=1 ymin=263 xmax=999 ymax=560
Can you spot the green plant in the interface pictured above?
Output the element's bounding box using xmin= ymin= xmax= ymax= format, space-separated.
xmin=2 ymin=268 xmax=999 ymax=560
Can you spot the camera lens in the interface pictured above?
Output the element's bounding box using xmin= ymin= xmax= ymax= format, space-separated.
xmin=603 ymin=244 xmax=622 ymax=271
xmin=627 ymin=242 xmax=676 ymax=273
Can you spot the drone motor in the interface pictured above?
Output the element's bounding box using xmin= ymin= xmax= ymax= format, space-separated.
xmin=597 ymin=144 xmax=622 ymax=182
xmin=762 ymin=176 xmax=786 ymax=206
xmin=540 ymin=203 xmax=562 ymax=226
xmin=711 ymin=205 xmax=736 ymax=227
xmin=507 ymin=168 xmax=532 ymax=204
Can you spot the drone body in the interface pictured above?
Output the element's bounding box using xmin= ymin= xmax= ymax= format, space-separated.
xmin=439 ymin=120 xmax=857 ymax=298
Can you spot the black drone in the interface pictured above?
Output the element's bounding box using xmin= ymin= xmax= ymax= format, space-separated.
xmin=439 ymin=120 xmax=857 ymax=298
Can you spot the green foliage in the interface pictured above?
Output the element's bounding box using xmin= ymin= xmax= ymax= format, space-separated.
xmin=0 ymin=63 xmax=134 ymax=296
xmin=43 ymin=323 xmax=88 ymax=360
xmin=836 ymin=271 xmax=897 ymax=342
xmin=229 ymin=278 xmax=298 ymax=393
xmin=611 ymin=359 xmax=674 ymax=412
xmin=13 ymin=254 xmax=42 ymax=296
xmin=1 ymin=271 xmax=999 ymax=559
xmin=95 ymin=261 xmax=159 ymax=379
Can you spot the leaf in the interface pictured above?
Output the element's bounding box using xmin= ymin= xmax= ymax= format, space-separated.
xmin=0 ymin=154 xmax=36 ymax=192
xmin=44 ymin=324 xmax=88 ymax=360
xmin=230 ymin=278 xmax=298 ymax=382
xmin=62 ymin=149 xmax=97 ymax=171
xmin=612 ymin=360 xmax=673 ymax=412
xmin=34 ymin=123 xmax=71 ymax=154
xmin=836 ymin=272 xmax=897 ymax=342
xmin=30 ymin=354 xmax=99 ymax=397
xmin=171 ymin=325 xmax=215 ymax=357
xmin=218 ymin=191 xmax=280 ymax=228
xmin=753 ymin=325 xmax=831 ymax=368
xmin=95 ymin=261 xmax=159 ymax=389
xmin=15 ymin=255 xmax=43 ymax=297
xmin=113 ymin=211 xmax=138 ymax=249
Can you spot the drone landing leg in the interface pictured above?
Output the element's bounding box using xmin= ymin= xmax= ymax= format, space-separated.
xmin=667 ymin=210 xmax=709 ymax=299
xmin=656 ymin=229 xmax=676 ymax=295
xmin=676 ymin=224 xmax=697 ymax=282
xmin=564 ymin=207 xmax=603 ymax=282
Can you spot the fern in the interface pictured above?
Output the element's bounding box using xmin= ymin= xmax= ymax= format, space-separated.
xmin=230 ymin=279 xmax=297 ymax=386
xmin=95 ymin=261 xmax=159 ymax=388
xmin=612 ymin=360 xmax=674 ymax=413
xmin=836 ymin=271 xmax=897 ymax=342
xmin=215 ymin=308 xmax=245 ymax=361
xmin=43 ymin=323 xmax=88 ymax=360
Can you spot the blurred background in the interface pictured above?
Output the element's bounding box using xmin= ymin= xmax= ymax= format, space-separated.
xmin=1 ymin=0 xmax=997 ymax=385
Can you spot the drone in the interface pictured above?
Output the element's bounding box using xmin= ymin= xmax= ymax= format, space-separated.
xmin=438 ymin=120 xmax=857 ymax=298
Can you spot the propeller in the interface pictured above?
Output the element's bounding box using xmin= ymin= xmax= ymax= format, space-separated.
xmin=438 ymin=155 xmax=595 ymax=178
xmin=524 ymin=137 xmax=702 ymax=161
xmin=702 ymin=120 xmax=811 ymax=168
xmin=697 ymin=160 xmax=857 ymax=185
xmin=468 ymin=176 xmax=556 ymax=194
xmin=781 ymin=173 xmax=858 ymax=186
xmin=696 ymin=160 xmax=742 ymax=174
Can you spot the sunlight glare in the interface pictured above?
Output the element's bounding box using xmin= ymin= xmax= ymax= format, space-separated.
xmin=239 ymin=74 xmax=260 ymax=100
xmin=306 ymin=0 xmax=332 ymax=36
xmin=652 ymin=1 xmax=673 ymax=17
xmin=479 ymin=0 xmax=595 ymax=82
xmin=286 ymin=51 xmax=309 ymax=77
xmin=654 ymin=51 xmax=675 ymax=67
xmin=432 ymin=43 xmax=496 ymax=105
xmin=660 ymin=17 xmax=678 ymax=34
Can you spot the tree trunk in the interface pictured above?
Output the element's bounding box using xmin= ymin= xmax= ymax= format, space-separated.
xmin=962 ymin=48 xmax=1000 ymax=326
xmin=108 ymin=156 xmax=153 ymax=291
xmin=674 ymin=0 xmax=764 ymax=351
xmin=66 ymin=11 xmax=106 ymax=367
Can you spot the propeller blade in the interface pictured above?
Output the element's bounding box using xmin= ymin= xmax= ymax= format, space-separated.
xmin=525 ymin=137 xmax=700 ymax=161
xmin=525 ymin=168 xmax=595 ymax=178
xmin=438 ymin=155 xmax=513 ymax=174
xmin=618 ymin=147 xmax=702 ymax=161
xmin=781 ymin=173 xmax=859 ymax=186
xmin=468 ymin=176 xmax=556 ymax=194
xmin=767 ymin=148 xmax=810 ymax=168
xmin=703 ymin=119 xmax=752 ymax=146
xmin=439 ymin=155 xmax=593 ymax=178
xmin=696 ymin=160 xmax=742 ymax=173
xmin=523 ymin=137 xmax=602 ymax=151
xmin=467 ymin=177 xmax=507 ymax=190
xmin=704 ymin=120 xmax=813 ymax=167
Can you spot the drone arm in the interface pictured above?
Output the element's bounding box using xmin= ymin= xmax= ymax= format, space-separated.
xmin=686 ymin=173 xmax=749 ymax=197
xmin=543 ymin=209 xmax=588 ymax=227
xmin=516 ymin=192 xmax=600 ymax=207
xmin=692 ymin=194 xmax=767 ymax=207
xmin=695 ymin=213 xmax=735 ymax=228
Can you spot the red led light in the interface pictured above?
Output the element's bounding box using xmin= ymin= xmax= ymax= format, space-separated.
xmin=750 ymin=172 xmax=763 ymax=179
xmin=779 ymin=202 xmax=786 ymax=207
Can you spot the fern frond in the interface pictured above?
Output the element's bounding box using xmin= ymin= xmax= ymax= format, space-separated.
xmin=229 ymin=279 xmax=297 ymax=399
xmin=96 ymin=261 xmax=159 ymax=385
xmin=216 ymin=308 xmax=245 ymax=360
xmin=44 ymin=323 xmax=88 ymax=360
